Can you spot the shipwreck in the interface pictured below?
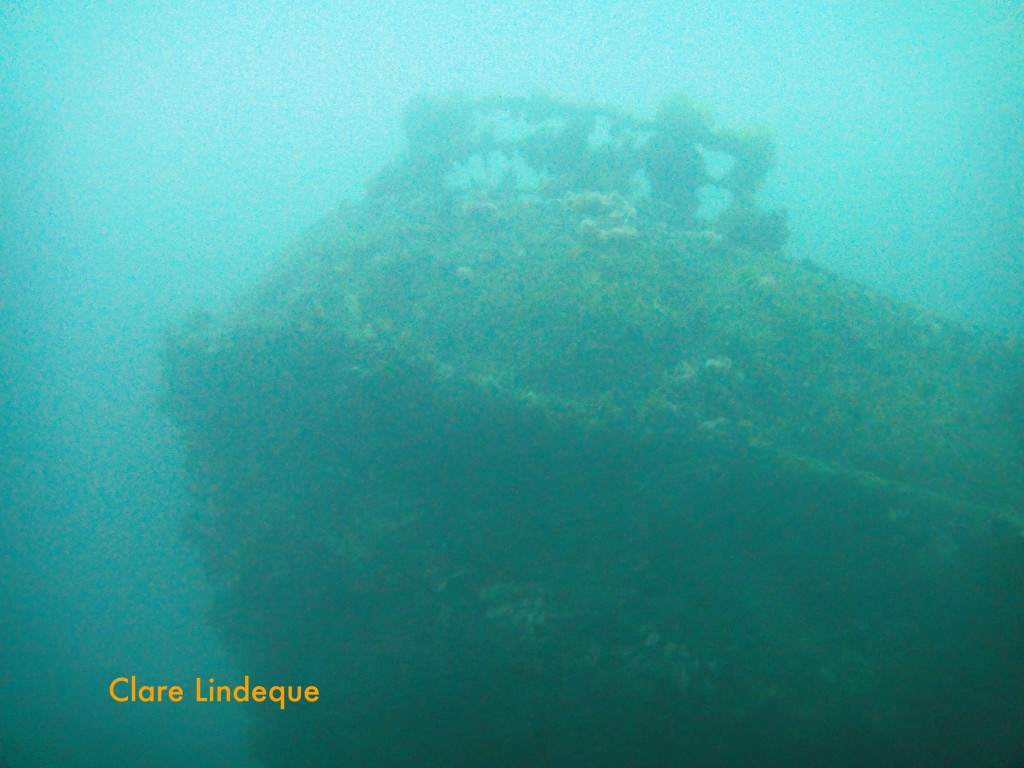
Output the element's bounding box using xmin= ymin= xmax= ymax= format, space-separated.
xmin=164 ymin=94 xmax=1024 ymax=767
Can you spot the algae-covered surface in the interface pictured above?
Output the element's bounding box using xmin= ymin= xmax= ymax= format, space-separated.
xmin=164 ymin=95 xmax=1024 ymax=767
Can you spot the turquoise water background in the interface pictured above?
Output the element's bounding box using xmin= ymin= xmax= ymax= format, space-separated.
xmin=2 ymin=2 xmax=1021 ymax=765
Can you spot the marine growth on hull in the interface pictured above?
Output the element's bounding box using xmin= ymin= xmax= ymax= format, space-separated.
xmin=164 ymin=94 xmax=1024 ymax=768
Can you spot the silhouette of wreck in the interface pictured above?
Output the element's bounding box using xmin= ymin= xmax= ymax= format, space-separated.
xmin=164 ymin=94 xmax=1024 ymax=767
